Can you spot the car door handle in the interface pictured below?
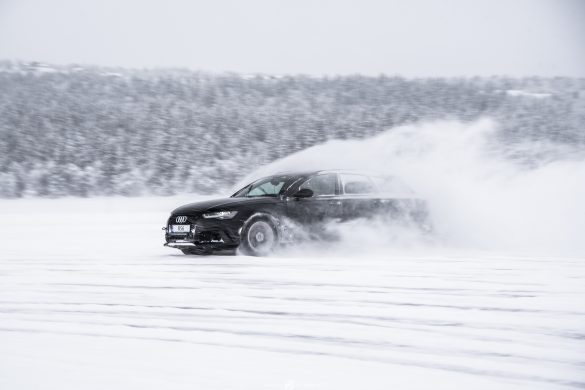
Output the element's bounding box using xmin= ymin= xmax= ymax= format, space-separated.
xmin=329 ymin=201 xmax=342 ymax=205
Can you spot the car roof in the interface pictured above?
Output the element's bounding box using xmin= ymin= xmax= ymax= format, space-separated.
xmin=272 ymin=169 xmax=380 ymax=177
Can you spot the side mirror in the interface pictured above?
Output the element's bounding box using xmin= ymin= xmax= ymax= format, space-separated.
xmin=292 ymin=188 xmax=314 ymax=198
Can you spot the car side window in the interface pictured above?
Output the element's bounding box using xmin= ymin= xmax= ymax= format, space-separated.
xmin=299 ymin=174 xmax=337 ymax=196
xmin=339 ymin=174 xmax=376 ymax=194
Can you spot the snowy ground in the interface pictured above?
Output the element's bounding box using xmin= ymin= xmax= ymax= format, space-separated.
xmin=0 ymin=196 xmax=584 ymax=390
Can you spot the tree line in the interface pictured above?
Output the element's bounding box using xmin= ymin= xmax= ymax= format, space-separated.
xmin=0 ymin=61 xmax=583 ymax=198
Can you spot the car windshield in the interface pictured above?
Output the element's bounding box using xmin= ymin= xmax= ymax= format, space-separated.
xmin=232 ymin=175 xmax=292 ymax=198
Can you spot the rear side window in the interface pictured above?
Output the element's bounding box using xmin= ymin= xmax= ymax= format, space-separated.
xmin=300 ymin=174 xmax=337 ymax=196
xmin=339 ymin=174 xmax=377 ymax=194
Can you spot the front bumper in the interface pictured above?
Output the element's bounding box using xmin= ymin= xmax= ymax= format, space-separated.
xmin=164 ymin=216 xmax=243 ymax=251
xmin=164 ymin=241 xmax=197 ymax=248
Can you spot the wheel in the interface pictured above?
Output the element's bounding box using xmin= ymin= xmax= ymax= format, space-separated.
xmin=239 ymin=218 xmax=278 ymax=256
xmin=181 ymin=248 xmax=212 ymax=255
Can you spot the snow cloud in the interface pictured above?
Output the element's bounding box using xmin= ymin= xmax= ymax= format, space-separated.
xmin=243 ymin=119 xmax=585 ymax=256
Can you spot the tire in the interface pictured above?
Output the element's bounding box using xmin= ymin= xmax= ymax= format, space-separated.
xmin=239 ymin=218 xmax=279 ymax=256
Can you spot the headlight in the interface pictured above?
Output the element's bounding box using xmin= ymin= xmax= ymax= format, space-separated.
xmin=203 ymin=210 xmax=238 ymax=219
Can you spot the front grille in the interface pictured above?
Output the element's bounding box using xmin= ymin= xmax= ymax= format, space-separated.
xmin=167 ymin=215 xmax=198 ymax=238
xmin=169 ymin=214 xmax=201 ymax=224
xmin=196 ymin=231 xmax=224 ymax=243
xmin=166 ymin=226 xmax=195 ymax=242
xmin=168 ymin=231 xmax=191 ymax=236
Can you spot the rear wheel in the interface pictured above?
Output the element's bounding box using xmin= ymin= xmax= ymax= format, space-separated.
xmin=239 ymin=218 xmax=278 ymax=256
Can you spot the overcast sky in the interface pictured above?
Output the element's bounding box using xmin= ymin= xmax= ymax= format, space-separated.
xmin=0 ymin=0 xmax=583 ymax=77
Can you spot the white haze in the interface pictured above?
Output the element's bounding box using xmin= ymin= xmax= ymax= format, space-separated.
xmin=240 ymin=119 xmax=585 ymax=256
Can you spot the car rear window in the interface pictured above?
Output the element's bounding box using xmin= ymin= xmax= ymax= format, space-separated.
xmin=339 ymin=174 xmax=377 ymax=194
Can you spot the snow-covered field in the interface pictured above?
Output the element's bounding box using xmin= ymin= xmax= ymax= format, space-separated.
xmin=1 ymin=196 xmax=584 ymax=390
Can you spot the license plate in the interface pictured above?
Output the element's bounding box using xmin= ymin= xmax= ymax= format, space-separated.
xmin=170 ymin=224 xmax=190 ymax=233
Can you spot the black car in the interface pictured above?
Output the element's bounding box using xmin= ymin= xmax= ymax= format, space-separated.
xmin=163 ymin=170 xmax=429 ymax=256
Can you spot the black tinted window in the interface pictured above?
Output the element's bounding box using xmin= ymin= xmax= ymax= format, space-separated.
xmin=300 ymin=174 xmax=337 ymax=196
xmin=340 ymin=174 xmax=376 ymax=194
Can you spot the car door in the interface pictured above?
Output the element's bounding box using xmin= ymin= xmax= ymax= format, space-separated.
xmin=286 ymin=173 xmax=340 ymax=224
xmin=338 ymin=173 xmax=378 ymax=219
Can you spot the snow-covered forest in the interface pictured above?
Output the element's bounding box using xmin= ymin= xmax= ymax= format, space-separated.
xmin=1 ymin=61 xmax=584 ymax=198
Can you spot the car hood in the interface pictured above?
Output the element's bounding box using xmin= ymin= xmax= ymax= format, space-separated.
xmin=171 ymin=197 xmax=278 ymax=215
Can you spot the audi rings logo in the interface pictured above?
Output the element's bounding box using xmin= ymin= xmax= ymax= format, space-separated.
xmin=175 ymin=216 xmax=187 ymax=223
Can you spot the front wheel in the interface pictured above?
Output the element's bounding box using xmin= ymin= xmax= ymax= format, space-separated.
xmin=239 ymin=218 xmax=278 ymax=256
